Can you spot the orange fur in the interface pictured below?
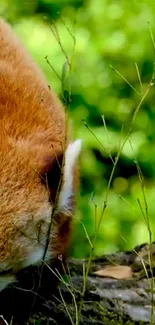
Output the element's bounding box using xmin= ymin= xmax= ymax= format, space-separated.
xmin=0 ymin=18 xmax=79 ymax=286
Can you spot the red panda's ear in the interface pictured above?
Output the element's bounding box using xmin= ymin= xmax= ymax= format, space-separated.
xmin=56 ymin=139 xmax=82 ymax=214
xmin=40 ymin=152 xmax=64 ymax=204
xmin=40 ymin=140 xmax=82 ymax=213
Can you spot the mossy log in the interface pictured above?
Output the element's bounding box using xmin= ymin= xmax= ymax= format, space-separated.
xmin=0 ymin=243 xmax=155 ymax=325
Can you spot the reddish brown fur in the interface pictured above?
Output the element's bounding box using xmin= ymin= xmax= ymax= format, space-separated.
xmin=0 ymin=19 xmax=75 ymax=275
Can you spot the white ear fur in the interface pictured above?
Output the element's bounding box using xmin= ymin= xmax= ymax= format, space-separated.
xmin=0 ymin=275 xmax=16 ymax=291
xmin=57 ymin=139 xmax=82 ymax=212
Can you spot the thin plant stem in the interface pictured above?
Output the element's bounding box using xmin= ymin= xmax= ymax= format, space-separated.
xmin=110 ymin=64 xmax=141 ymax=96
xmin=135 ymin=62 xmax=143 ymax=95
xmin=78 ymin=72 xmax=154 ymax=323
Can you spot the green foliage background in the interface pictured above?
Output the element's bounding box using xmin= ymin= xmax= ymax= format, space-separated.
xmin=2 ymin=0 xmax=155 ymax=257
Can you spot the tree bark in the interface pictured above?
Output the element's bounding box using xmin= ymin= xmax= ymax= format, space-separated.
xmin=0 ymin=243 xmax=155 ymax=325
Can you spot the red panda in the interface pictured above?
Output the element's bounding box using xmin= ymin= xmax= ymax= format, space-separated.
xmin=0 ymin=18 xmax=81 ymax=291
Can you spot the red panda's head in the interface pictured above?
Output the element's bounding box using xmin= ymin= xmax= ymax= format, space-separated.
xmin=0 ymin=136 xmax=81 ymax=291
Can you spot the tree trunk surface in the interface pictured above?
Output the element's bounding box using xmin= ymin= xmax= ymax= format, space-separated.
xmin=0 ymin=243 xmax=155 ymax=325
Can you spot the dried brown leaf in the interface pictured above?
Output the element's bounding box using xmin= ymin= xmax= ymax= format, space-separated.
xmin=94 ymin=265 xmax=133 ymax=279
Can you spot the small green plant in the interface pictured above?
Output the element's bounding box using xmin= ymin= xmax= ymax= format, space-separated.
xmin=43 ymin=17 xmax=155 ymax=325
